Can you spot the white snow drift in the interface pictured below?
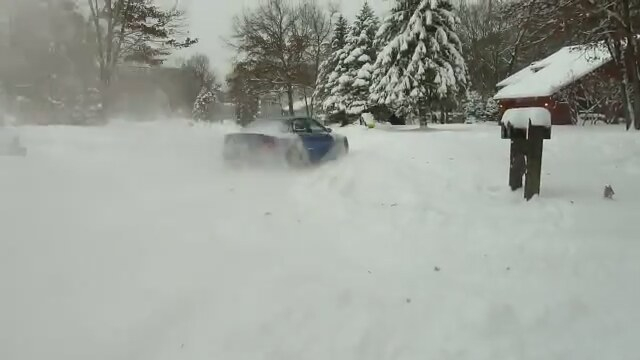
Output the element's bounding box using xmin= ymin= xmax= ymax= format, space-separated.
xmin=1 ymin=120 xmax=640 ymax=360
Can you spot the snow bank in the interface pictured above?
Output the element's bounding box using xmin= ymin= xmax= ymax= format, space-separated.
xmin=494 ymin=44 xmax=611 ymax=100
xmin=1 ymin=121 xmax=640 ymax=360
xmin=501 ymin=107 xmax=552 ymax=129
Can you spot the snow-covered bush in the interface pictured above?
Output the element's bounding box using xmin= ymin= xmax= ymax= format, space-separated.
xmin=69 ymin=88 xmax=103 ymax=125
xmin=463 ymin=90 xmax=485 ymax=120
xmin=192 ymin=87 xmax=216 ymax=121
xmin=484 ymin=97 xmax=499 ymax=121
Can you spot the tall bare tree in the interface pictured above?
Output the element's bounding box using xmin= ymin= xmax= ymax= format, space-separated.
xmin=458 ymin=0 xmax=512 ymax=97
xmin=299 ymin=0 xmax=336 ymax=115
xmin=179 ymin=53 xmax=220 ymax=118
xmin=182 ymin=53 xmax=216 ymax=93
xmin=86 ymin=0 xmax=197 ymax=113
xmin=231 ymin=0 xmax=315 ymax=115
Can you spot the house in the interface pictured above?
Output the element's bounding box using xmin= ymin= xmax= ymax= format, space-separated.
xmin=493 ymin=43 xmax=620 ymax=125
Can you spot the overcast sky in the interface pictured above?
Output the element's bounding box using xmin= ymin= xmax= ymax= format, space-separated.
xmin=172 ymin=0 xmax=391 ymax=76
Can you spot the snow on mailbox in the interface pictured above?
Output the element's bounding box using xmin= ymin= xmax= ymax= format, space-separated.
xmin=500 ymin=107 xmax=551 ymax=200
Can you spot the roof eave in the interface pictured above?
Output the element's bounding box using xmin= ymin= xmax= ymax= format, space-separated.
xmin=493 ymin=93 xmax=553 ymax=101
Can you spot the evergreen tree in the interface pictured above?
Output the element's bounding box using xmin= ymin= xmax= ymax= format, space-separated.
xmin=192 ymin=87 xmax=216 ymax=121
xmin=484 ymin=97 xmax=499 ymax=121
xmin=314 ymin=15 xmax=349 ymax=114
xmin=463 ymin=90 xmax=485 ymax=120
xmin=330 ymin=2 xmax=380 ymax=115
xmin=369 ymin=0 xmax=469 ymax=119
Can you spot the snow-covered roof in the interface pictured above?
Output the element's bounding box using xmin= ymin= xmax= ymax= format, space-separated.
xmin=494 ymin=44 xmax=611 ymax=100
xmin=495 ymin=66 xmax=535 ymax=88
xmin=501 ymin=107 xmax=551 ymax=129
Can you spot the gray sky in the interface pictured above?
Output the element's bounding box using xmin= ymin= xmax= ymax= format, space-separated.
xmin=172 ymin=0 xmax=391 ymax=76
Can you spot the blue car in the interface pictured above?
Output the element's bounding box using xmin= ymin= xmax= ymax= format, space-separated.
xmin=223 ymin=116 xmax=349 ymax=167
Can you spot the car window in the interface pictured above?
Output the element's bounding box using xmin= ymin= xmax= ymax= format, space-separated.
xmin=291 ymin=119 xmax=308 ymax=132
xmin=308 ymin=119 xmax=327 ymax=133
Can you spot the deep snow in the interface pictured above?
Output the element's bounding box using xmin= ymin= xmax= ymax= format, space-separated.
xmin=1 ymin=120 xmax=640 ymax=360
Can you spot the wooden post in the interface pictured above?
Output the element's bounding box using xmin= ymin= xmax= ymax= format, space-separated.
xmin=501 ymin=109 xmax=551 ymax=201
xmin=524 ymin=126 xmax=545 ymax=200
xmin=509 ymin=139 xmax=526 ymax=190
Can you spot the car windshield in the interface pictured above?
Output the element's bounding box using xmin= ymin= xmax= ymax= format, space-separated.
xmin=307 ymin=119 xmax=327 ymax=132
xmin=285 ymin=117 xmax=328 ymax=132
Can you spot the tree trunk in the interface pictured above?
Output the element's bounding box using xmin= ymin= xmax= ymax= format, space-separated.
xmin=619 ymin=0 xmax=640 ymax=130
xmin=98 ymin=65 xmax=115 ymax=120
xmin=302 ymin=87 xmax=310 ymax=118
xmin=621 ymin=38 xmax=639 ymax=130
xmin=287 ymin=85 xmax=295 ymax=116
xmin=507 ymin=28 xmax=526 ymax=75
xmin=609 ymin=31 xmax=633 ymax=129
xmin=626 ymin=40 xmax=640 ymax=130
xmin=608 ymin=34 xmax=631 ymax=128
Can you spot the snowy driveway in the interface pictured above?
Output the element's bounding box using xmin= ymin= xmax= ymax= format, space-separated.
xmin=1 ymin=121 xmax=639 ymax=360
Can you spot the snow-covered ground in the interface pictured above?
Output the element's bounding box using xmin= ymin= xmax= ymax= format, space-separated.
xmin=1 ymin=120 xmax=640 ymax=360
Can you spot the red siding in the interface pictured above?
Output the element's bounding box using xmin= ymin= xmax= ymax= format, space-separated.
xmin=495 ymin=58 xmax=632 ymax=125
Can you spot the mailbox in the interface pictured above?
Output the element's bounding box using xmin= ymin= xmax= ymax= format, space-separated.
xmin=500 ymin=107 xmax=551 ymax=200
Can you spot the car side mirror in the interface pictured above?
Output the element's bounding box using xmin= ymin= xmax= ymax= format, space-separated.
xmin=326 ymin=127 xmax=332 ymax=133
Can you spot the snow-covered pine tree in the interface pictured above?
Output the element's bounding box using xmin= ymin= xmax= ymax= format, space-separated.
xmin=463 ymin=90 xmax=485 ymax=120
xmin=314 ymin=15 xmax=349 ymax=114
xmin=330 ymin=2 xmax=380 ymax=115
xmin=369 ymin=0 xmax=469 ymax=120
xmin=192 ymin=86 xmax=216 ymax=121
xmin=321 ymin=54 xmax=349 ymax=116
xmin=484 ymin=97 xmax=499 ymax=121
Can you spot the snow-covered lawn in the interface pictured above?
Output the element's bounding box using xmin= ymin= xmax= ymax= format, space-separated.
xmin=1 ymin=120 xmax=639 ymax=360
